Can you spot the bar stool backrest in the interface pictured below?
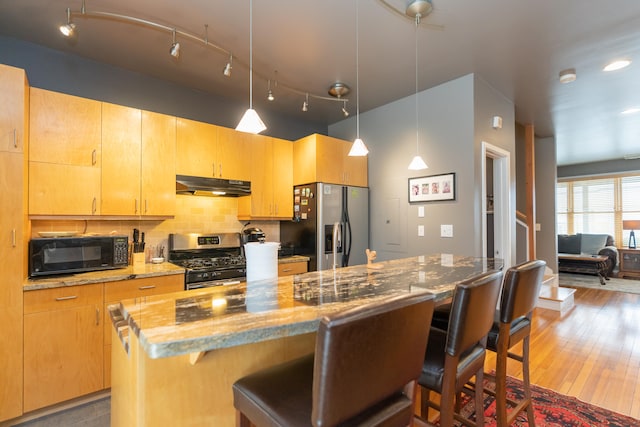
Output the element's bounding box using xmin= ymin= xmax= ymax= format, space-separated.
xmin=446 ymin=270 xmax=503 ymax=357
xmin=499 ymin=260 xmax=546 ymax=324
xmin=312 ymin=292 xmax=435 ymax=427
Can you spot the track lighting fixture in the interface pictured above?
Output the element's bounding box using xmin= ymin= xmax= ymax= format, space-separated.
xmin=236 ymin=0 xmax=266 ymax=134
xmin=223 ymin=54 xmax=232 ymax=77
xmin=348 ymin=0 xmax=369 ymax=157
xmin=169 ymin=29 xmax=180 ymax=58
xmin=302 ymin=93 xmax=309 ymax=112
xmin=267 ymin=79 xmax=275 ymax=101
xmin=59 ymin=7 xmax=76 ymax=37
xmin=342 ymin=101 xmax=349 ymax=117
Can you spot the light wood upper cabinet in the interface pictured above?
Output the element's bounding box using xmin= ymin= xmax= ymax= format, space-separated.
xmin=101 ymin=106 xmax=176 ymax=216
xmin=29 ymin=88 xmax=102 ymax=215
xmin=0 ymin=65 xmax=28 ymax=153
xmin=29 ymin=88 xmax=101 ymax=166
xmin=141 ymin=111 xmax=176 ymax=216
xmin=24 ymin=284 xmax=104 ymax=412
xmin=293 ymin=133 xmax=367 ymax=187
xmin=176 ymin=118 xmax=250 ymax=181
xmin=101 ymin=103 xmax=142 ymax=215
xmin=238 ymin=135 xmax=293 ymax=220
xmin=217 ymin=125 xmax=250 ymax=181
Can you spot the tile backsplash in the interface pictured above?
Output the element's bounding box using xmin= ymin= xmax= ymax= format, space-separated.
xmin=31 ymin=195 xmax=281 ymax=262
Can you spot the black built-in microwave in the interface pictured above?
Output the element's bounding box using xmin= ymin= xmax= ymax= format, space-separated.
xmin=29 ymin=235 xmax=129 ymax=277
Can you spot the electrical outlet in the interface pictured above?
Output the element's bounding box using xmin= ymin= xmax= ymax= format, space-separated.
xmin=440 ymin=224 xmax=453 ymax=238
xmin=418 ymin=225 xmax=425 ymax=237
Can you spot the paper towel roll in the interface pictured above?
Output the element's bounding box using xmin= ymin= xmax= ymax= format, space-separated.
xmin=245 ymin=242 xmax=279 ymax=283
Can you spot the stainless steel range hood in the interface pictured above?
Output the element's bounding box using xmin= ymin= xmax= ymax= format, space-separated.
xmin=176 ymin=175 xmax=251 ymax=197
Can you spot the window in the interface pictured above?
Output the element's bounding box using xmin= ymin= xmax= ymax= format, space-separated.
xmin=557 ymin=174 xmax=640 ymax=247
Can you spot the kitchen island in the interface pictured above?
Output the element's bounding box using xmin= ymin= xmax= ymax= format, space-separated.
xmin=110 ymin=254 xmax=501 ymax=426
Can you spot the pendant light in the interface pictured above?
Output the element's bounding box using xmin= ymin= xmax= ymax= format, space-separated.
xmin=408 ymin=12 xmax=428 ymax=170
xmin=236 ymin=0 xmax=267 ymax=134
xmin=348 ymin=0 xmax=369 ymax=157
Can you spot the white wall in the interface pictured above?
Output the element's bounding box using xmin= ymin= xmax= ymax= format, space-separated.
xmin=329 ymin=74 xmax=515 ymax=262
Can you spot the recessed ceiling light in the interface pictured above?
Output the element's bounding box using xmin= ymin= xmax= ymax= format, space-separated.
xmin=559 ymin=68 xmax=577 ymax=84
xmin=604 ymin=59 xmax=631 ymax=72
xmin=621 ymin=107 xmax=640 ymax=115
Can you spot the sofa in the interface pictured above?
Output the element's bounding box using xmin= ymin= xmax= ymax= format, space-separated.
xmin=557 ymin=233 xmax=618 ymax=281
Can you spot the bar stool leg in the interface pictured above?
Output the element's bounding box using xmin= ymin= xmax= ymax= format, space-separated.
xmin=495 ymin=331 xmax=510 ymax=427
xmin=522 ymin=335 xmax=535 ymax=426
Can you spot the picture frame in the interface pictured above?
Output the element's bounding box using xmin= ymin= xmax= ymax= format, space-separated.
xmin=409 ymin=172 xmax=456 ymax=203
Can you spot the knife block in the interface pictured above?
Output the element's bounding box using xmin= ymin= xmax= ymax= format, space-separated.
xmin=132 ymin=252 xmax=146 ymax=270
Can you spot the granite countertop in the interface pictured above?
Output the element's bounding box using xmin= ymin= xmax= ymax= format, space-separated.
xmin=24 ymin=262 xmax=186 ymax=291
xmin=115 ymin=254 xmax=502 ymax=359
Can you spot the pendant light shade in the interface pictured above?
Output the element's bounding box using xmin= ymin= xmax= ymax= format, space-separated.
xmin=407 ymin=13 xmax=428 ymax=170
xmin=348 ymin=0 xmax=368 ymax=157
xmin=236 ymin=0 xmax=266 ymax=134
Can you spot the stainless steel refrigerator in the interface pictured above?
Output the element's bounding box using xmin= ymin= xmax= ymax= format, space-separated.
xmin=280 ymin=183 xmax=369 ymax=271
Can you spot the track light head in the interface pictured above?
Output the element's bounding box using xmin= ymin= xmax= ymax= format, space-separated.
xmin=302 ymin=101 xmax=308 ymax=112
xmin=169 ymin=29 xmax=180 ymax=58
xmin=223 ymin=54 xmax=233 ymax=77
xmin=267 ymin=90 xmax=274 ymax=101
xmin=60 ymin=8 xmax=76 ymax=37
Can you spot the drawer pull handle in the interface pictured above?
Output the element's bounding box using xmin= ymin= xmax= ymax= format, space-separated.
xmin=55 ymin=295 xmax=78 ymax=301
xmin=138 ymin=285 xmax=156 ymax=290
xmin=92 ymin=149 xmax=97 ymax=165
xmin=282 ymin=268 xmax=292 ymax=272
xmin=92 ymin=197 xmax=97 ymax=214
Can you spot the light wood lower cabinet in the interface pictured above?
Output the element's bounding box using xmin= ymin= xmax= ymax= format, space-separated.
xmin=103 ymin=275 xmax=183 ymax=388
xmin=278 ymin=261 xmax=308 ymax=277
xmin=23 ymin=284 xmax=104 ymax=412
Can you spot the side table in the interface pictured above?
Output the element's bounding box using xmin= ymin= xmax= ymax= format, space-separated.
xmin=618 ymin=248 xmax=640 ymax=279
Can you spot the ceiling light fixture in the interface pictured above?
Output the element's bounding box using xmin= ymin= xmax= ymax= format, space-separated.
xmin=604 ymin=59 xmax=631 ymax=72
xmin=59 ymin=7 xmax=76 ymax=37
xmin=342 ymin=100 xmax=349 ymax=117
xmin=169 ymin=29 xmax=180 ymax=58
xmin=348 ymin=0 xmax=369 ymax=157
xmin=407 ymin=11 xmax=428 ymax=170
xmin=223 ymin=54 xmax=233 ymax=77
xmin=559 ymin=68 xmax=576 ymax=84
xmin=236 ymin=0 xmax=266 ymax=134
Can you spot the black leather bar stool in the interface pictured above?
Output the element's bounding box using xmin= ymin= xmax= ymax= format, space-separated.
xmin=232 ymin=292 xmax=435 ymax=427
xmin=417 ymin=270 xmax=503 ymax=427
xmin=486 ymin=259 xmax=546 ymax=427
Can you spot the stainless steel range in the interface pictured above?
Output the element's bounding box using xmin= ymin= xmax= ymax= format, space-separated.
xmin=169 ymin=233 xmax=246 ymax=290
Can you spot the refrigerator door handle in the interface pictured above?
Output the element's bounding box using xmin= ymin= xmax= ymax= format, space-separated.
xmin=332 ymin=222 xmax=341 ymax=269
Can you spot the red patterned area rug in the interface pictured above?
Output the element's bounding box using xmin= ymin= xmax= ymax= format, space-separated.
xmin=433 ymin=375 xmax=639 ymax=427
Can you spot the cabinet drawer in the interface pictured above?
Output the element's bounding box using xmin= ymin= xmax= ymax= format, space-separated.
xmin=24 ymin=283 xmax=102 ymax=314
xmin=104 ymin=275 xmax=183 ymax=303
xmin=278 ymin=261 xmax=308 ymax=277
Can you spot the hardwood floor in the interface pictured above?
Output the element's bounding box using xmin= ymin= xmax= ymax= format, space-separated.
xmin=484 ymin=286 xmax=640 ymax=420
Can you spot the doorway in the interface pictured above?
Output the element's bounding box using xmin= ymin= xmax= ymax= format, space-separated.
xmin=481 ymin=141 xmax=513 ymax=269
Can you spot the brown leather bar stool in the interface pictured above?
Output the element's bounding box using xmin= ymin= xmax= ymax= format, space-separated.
xmin=486 ymin=259 xmax=546 ymax=427
xmin=417 ymin=270 xmax=503 ymax=427
xmin=232 ymin=292 xmax=435 ymax=427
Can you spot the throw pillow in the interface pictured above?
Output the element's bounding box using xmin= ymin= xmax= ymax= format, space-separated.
xmin=580 ymin=233 xmax=609 ymax=255
xmin=558 ymin=234 xmax=581 ymax=254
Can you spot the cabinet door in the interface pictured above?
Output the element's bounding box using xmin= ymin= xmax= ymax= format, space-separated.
xmin=342 ymin=142 xmax=368 ymax=187
xmin=0 ymin=64 xmax=27 ymax=153
xmin=101 ymin=103 xmax=142 ymax=215
xmin=249 ymin=134 xmax=273 ymax=217
xmin=141 ymin=111 xmax=176 ymax=216
xmin=272 ymin=137 xmax=293 ymax=218
xmin=176 ymin=118 xmax=217 ymax=177
xmin=0 ymin=152 xmax=24 ymax=421
xmin=24 ymin=284 xmax=103 ymax=412
xmin=315 ymin=135 xmax=345 ymax=185
xmin=217 ymin=126 xmax=251 ymax=181
xmin=29 ymin=162 xmax=101 ymax=215
xmin=29 ymin=88 xmax=101 ymax=166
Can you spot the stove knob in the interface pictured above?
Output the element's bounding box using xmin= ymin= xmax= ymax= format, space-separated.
xmin=202 ymin=272 xmax=209 ymax=279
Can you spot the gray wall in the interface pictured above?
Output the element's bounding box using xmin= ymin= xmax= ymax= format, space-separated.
xmin=329 ymin=74 xmax=516 ymax=262
xmin=535 ymin=136 xmax=558 ymax=272
xmin=0 ymin=35 xmax=325 ymax=141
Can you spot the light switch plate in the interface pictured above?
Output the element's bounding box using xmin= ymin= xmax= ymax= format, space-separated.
xmin=418 ymin=225 xmax=425 ymax=237
xmin=418 ymin=206 xmax=425 ymax=218
xmin=441 ymin=224 xmax=453 ymax=238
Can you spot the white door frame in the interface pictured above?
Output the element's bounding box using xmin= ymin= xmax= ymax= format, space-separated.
xmin=481 ymin=141 xmax=513 ymax=269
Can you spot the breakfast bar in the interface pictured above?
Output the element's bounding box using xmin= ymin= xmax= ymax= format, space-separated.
xmin=110 ymin=254 xmax=501 ymax=426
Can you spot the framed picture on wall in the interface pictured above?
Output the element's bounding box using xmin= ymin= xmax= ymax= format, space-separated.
xmin=409 ymin=172 xmax=456 ymax=203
